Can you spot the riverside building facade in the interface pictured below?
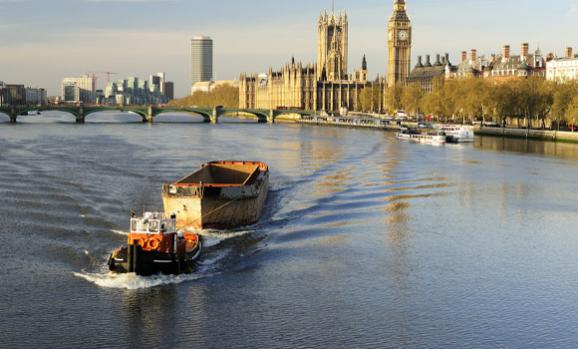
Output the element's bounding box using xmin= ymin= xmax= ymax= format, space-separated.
xmin=546 ymin=47 xmax=578 ymax=82
xmin=451 ymin=43 xmax=547 ymax=81
xmin=239 ymin=1 xmax=409 ymax=114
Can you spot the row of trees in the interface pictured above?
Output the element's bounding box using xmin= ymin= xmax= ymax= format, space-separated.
xmin=169 ymin=84 xmax=239 ymax=108
xmin=359 ymin=78 xmax=578 ymax=129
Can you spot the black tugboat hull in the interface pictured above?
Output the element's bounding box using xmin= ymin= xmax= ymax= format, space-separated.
xmin=108 ymin=243 xmax=202 ymax=276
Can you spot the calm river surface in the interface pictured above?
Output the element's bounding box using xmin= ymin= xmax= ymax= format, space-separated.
xmin=2 ymin=112 xmax=578 ymax=348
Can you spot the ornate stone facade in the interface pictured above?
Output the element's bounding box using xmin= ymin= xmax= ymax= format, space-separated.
xmin=317 ymin=12 xmax=348 ymax=81
xmin=239 ymin=10 xmax=372 ymax=114
xmin=387 ymin=0 xmax=412 ymax=87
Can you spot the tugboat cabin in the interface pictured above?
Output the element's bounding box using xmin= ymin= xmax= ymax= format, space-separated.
xmin=130 ymin=212 xmax=176 ymax=235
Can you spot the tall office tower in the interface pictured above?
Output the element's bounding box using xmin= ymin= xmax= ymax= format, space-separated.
xmin=387 ymin=0 xmax=412 ymax=87
xmin=191 ymin=36 xmax=213 ymax=86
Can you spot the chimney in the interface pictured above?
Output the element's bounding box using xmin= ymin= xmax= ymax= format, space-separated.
xmin=502 ymin=45 xmax=511 ymax=60
xmin=566 ymin=47 xmax=573 ymax=59
xmin=445 ymin=53 xmax=450 ymax=66
xmin=435 ymin=54 xmax=441 ymax=66
xmin=425 ymin=55 xmax=431 ymax=66
xmin=417 ymin=56 xmax=423 ymax=67
xmin=461 ymin=51 xmax=467 ymax=62
xmin=521 ymin=43 xmax=529 ymax=57
xmin=470 ymin=49 xmax=477 ymax=62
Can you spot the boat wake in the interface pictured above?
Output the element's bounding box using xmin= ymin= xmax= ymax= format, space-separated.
xmin=198 ymin=229 xmax=252 ymax=248
xmin=74 ymin=246 xmax=232 ymax=290
xmin=73 ymin=271 xmax=217 ymax=290
xmin=111 ymin=229 xmax=129 ymax=236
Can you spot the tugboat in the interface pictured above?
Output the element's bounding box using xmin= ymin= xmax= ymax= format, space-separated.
xmin=108 ymin=212 xmax=202 ymax=276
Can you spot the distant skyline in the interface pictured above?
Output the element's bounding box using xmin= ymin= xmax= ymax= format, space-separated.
xmin=1 ymin=0 xmax=578 ymax=97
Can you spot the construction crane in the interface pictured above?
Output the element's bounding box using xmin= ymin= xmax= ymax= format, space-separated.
xmin=88 ymin=72 xmax=118 ymax=84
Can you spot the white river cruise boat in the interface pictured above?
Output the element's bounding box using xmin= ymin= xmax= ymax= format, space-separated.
xmin=396 ymin=127 xmax=446 ymax=146
xmin=439 ymin=125 xmax=475 ymax=143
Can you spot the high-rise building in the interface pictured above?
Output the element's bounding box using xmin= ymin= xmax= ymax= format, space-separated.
xmin=104 ymin=73 xmax=174 ymax=105
xmin=25 ymin=87 xmax=48 ymax=106
xmin=163 ymin=82 xmax=174 ymax=101
xmin=191 ymin=36 xmax=213 ymax=86
xmin=61 ymin=75 xmax=96 ymax=103
xmin=0 ymin=84 xmax=27 ymax=106
xmin=387 ymin=0 xmax=412 ymax=87
xmin=317 ymin=11 xmax=348 ymax=81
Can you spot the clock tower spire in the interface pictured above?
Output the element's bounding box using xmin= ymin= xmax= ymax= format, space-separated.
xmin=387 ymin=0 xmax=412 ymax=87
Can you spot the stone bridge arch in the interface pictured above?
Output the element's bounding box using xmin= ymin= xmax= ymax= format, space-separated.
xmin=219 ymin=110 xmax=269 ymax=123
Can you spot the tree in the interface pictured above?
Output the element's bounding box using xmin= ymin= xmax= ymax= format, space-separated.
xmin=169 ymin=84 xmax=239 ymax=108
xmin=401 ymin=84 xmax=424 ymax=117
xmin=552 ymin=82 xmax=578 ymax=130
xmin=565 ymin=94 xmax=578 ymax=131
xmin=384 ymin=85 xmax=403 ymax=114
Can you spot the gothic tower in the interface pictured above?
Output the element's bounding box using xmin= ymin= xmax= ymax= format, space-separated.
xmin=387 ymin=0 xmax=412 ymax=87
xmin=317 ymin=11 xmax=348 ymax=81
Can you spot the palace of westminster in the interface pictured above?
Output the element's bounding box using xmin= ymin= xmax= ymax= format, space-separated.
xmin=239 ymin=0 xmax=573 ymax=113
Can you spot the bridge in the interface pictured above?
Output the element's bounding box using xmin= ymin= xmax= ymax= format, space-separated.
xmin=0 ymin=105 xmax=315 ymax=124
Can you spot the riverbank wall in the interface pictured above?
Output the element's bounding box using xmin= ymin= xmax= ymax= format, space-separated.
xmin=474 ymin=127 xmax=578 ymax=143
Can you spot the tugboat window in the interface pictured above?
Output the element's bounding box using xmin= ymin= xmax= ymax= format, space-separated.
xmin=149 ymin=220 xmax=160 ymax=233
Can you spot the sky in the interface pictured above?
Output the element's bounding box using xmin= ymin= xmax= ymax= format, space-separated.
xmin=1 ymin=0 xmax=578 ymax=98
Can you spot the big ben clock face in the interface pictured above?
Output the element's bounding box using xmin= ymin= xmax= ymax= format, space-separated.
xmin=398 ymin=30 xmax=408 ymax=41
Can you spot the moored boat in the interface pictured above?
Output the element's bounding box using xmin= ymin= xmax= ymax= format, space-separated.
xmin=396 ymin=127 xmax=446 ymax=145
xmin=162 ymin=161 xmax=269 ymax=230
xmin=108 ymin=212 xmax=202 ymax=276
xmin=439 ymin=125 xmax=475 ymax=143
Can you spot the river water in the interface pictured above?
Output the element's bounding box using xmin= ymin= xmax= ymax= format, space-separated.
xmin=2 ymin=112 xmax=578 ymax=348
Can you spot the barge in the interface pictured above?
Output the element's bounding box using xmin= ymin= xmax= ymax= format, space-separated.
xmin=162 ymin=161 xmax=269 ymax=230
xmin=108 ymin=212 xmax=202 ymax=276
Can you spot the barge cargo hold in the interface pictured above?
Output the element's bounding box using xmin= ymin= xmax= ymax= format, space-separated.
xmin=162 ymin=161 xmax=269 ymax=230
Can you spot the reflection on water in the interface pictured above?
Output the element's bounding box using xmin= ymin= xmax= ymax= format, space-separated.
xmin=476 ymin=135 xmax=578 ymax=159
xmin=2 ymin=120 xmax=578 ymax=348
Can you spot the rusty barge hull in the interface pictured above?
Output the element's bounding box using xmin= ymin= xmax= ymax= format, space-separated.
xmin=162 ymin=161 xmax=269 ymax=230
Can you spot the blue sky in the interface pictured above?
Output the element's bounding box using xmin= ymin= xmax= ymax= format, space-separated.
xmin=1 ymin=0 xmax=577 ymax=97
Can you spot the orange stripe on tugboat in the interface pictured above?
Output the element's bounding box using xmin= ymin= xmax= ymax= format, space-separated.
xmin=108 ymin=212 xmax=202 ymax=276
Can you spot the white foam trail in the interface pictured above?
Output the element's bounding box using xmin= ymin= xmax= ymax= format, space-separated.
xmin=111 ymin=230 xmax=129 ymax=236
xmin=74 ymin=271 xmax=216 ymax=290
xmin=198 ymin=230 xmax=251 ymax=248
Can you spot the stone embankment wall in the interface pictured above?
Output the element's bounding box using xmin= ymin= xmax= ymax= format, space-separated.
xmin=475 ymin=127 xmax=578 ymax=143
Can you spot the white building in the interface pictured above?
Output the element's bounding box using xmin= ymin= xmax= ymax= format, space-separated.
xmin=61 ymin=75 xmax=96 ymax=104
xmin=191 ymin=80 xmax=238 ymax=94
xmin=546 ymin=47 xmax=578 ymax=82
xmin=547 ymin=58 xmax=578 ymax=82
xmin=191 ymin=36 xmax=213 ymax=86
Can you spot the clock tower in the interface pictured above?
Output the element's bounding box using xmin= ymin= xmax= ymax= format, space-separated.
xmin=387 ymin=0 xmax=412 ymax=87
